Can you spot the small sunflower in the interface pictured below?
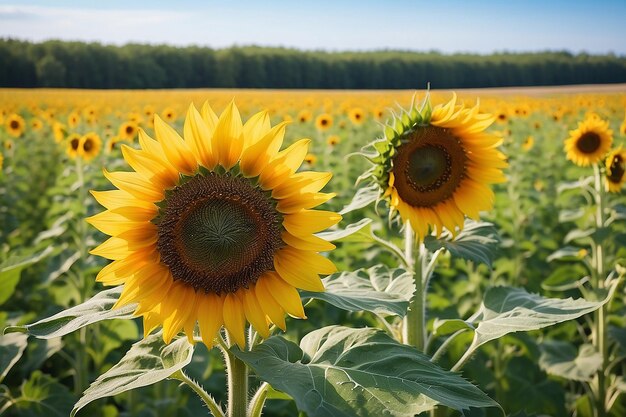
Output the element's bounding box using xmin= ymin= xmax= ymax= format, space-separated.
xmin=5 ymin=114 xmax=25 ymax=138
xmin=162 ymin=107 xmax=177 ymax=122
xmin=88 ymin=102 xmax=340 ymax=348
xmin=119 ymin=122 xmax=139 ymax=141
xmin=620 ymin=115 xmax=626 ymax=136
xmin=0 ymin=153 xmax=4 ymax=171
xmin=297 ymin=109 xmax=312 ymax=123
xmin=68 ymin=112 xmax=81 ymax=128
xmin=348 ymin=108 xmax=365 ymax=126
xmin=304 ymin=153 xmax=317 ymax=165
xmin=315 ymin=113 xmax=333 ymax=132
xmin=80 ymin=132 xmax=102 ymax=162
xmin=564 ymin=116 xmax=613 ymax=167
xmin=605 ymin=147 xmax=626 ymax=193
xmin=327 ymin=135 xmax=341 ymax=147
xmin=66 ymin=133 xmax=82 ymax=159
xmin=366 ymin=94 xmax=507 ymax=240
xmin=30 ymin=118 xmax=43 ymax=131
xmin=53 ymin=122 xmax=67 ymax=143
xmin=522 ymin=136 xmax=534 ymax=152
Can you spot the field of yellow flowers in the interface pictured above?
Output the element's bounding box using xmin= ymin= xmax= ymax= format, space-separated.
xmin=1 ymin=87 xmax=625 ymax=417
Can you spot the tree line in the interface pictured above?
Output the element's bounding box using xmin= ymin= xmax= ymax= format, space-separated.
xmin=1 ymin=38 xmax=625 ymax=89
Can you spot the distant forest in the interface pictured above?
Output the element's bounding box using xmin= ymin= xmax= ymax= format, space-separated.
xmin=1 ymin=39 xmax=626 ymax=89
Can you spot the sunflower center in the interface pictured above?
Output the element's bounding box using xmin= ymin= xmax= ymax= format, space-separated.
xmin=157 ymin=173 xmax=283 ymax=294
xmin=576 ymin=132 xmax=601 ymax=154
xmin=609 ymin=155 xmax=625 ymax=183
xmin=125 ymin=125 xmax=133 ymax=134
xmin=71 ymin=138 xmax=80 ymax=150
xmin=392 ymin=126 xmax=467 ymax=207
xmin=9 ymin=120 xmax=19 ymax=129
xmin=83 ymin=139 xmax=93 ymax=152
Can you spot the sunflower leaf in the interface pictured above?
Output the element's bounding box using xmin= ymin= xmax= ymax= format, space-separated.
xmin=301 ymin=265 xmax=413 ymax=316
xmin=459 ymin=286 xmax=609 ymax=362
xmin=4 ymin=286 xmax=135 ymax=338
xmin=71 ymin=333 xmax=194 ymax=417
xmin=0 ymin=333 xmax=28 ymax=383
xmin=339 ymin=184 xmax=380 ymax=215
xmin=539 ymin=341 xmax=602 ymax=381
xmin=0 ymin=246 xmax=55 ymax=306
xmin=234 ymin=326 xmax=500 ymax=417
xmin=317 ymin=218 xmax=374 ymax=243
xmin=424 ymin=221 xmax=499 ymax=267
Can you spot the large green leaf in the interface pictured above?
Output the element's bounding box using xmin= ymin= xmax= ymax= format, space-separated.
xmin=234 ymin=326 xmax=499 ymax=417
xmin=0 ymin=246 xmax=55 ymax=305
xmin=71 ymin=332 xmax=194 ymax=416
xmin=317 ymin=218 xmax=375 ymax=243
xmin=539 ymin=341 xmax=602 ymax=381
xmin=0 ymin=333 xmax=28 ymax=383
xmin=301 ymin=265 xmax=413 ymax=316
xmin=424 ymin=221 xmax=499 ymax=267
xmin=459 ymin=286 xmax=606 ymax=362
xmin=339 ymin=185 xmax=379 ymax=215
xmin=9 ymin=371 xmax=75 ymax=417
xmin=4 ymin=286 xmax=135 ymax=338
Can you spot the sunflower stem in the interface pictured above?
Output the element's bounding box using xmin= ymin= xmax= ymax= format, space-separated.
xmin=226 ymin=352 xmax=249 ymax=417
xmin=172 ymin=370 xmax=225 ymax=417
xmin=402 ymin=222 xmax=426 ymax=351
xmin=248 ymin=382 xmax=270 ymax=417
xmin=592 ymin=165 xmax=608 ymax=417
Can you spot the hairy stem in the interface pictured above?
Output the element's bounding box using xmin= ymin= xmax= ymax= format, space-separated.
xmin=402 ymin=223 xmax=426 ymax=351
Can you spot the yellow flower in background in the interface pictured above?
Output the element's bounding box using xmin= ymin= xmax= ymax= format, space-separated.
xmin=53 ymin=122 xmax=66 ymax=143
xmin=118 ymin=122 xmax=139 ymax=141
xmin=161 ymin=107 xmax=177 ymax=122
xmin=348 ymin=107 xmax=365 ymax=126
xmin=68 ymin=112 xmax=81 ymax=128
xmin=605 ymin=147 xmax=626 ymax=193
xmin=87 ymin=102 xmax=340 ymax=348
xmin=522 ymin=136 xmax=534 ymax=151
xmin=304 ymin=153 xmax=317 ymax=165
xmin=620 ymin=114 xmax=626 ymax=136
xmin=66 ymin=133 xmax=82 ymax=159
xmin=297 ymin=109 xmax=312 ymax=123
xmin=327 ymin=135 xmax=341 ymax=146
xmin=5 ymin=114 xmax=25 ymax=138
xmin=564 ymin=116 xmax=613 ymax=167
xmin=80 ymin=132 xmax=102 ymax=162
xmin=30 ymin=118 xmax=43 ymax=131
xmin=0 ymin=153 xmax=3 ymax=170
xmin=376 ymin=94 xmax=507 ymax=240
xmin=315 ymin=113 xmax=333 ymax=132
xmin=4 ymin=140 xmax=13 ymax=150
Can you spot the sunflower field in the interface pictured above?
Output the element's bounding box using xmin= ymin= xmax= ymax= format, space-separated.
xmin=0 ymin=87 xmax=625 ymax=417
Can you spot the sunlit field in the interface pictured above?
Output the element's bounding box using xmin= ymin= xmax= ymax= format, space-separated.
xmin=1 ymin=87 xmax=626 ymax=417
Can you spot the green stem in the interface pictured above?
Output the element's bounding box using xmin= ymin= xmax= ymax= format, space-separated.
xmin=402 ymin=223 xmax=426 ymax=351
xmin=248 ymin=382 xmax=270 ymax=417
xmin=173 ymin=370 xmax=225 ymax=417
xmin=226 ymin=352 xmax=249 ymax=417
xmin=592 ymin=165 xmax=607 ymax=417
xmin=74 ymin=157 xmax=89 ymax=395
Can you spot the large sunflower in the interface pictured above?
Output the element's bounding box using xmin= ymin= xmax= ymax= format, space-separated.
xmin=369 ymin=94 xmax=507 ymax=240
xmin=605 ymin=147 xmax=626 ymax=193
xmin=564 ymin=116 xmax=613 ymax=167
xmin=88 ymin=102 xmax=340 ymax=348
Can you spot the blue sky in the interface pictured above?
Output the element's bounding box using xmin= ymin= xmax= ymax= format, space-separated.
xmin=0 ymin=0 xmax=624 ymax=54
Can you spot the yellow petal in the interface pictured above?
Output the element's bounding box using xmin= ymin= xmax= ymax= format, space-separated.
xmin=184 ymin=104 xmax=218 ymax=170
xmin=213 ymin=101 xmax=243 ymax=170
xmin=276 ymin=192 xmax=335 ymax=214
xmin=90 ymin=189 xmax=155 ymax=211
xmin=103 ymin=169 xmax=164 ymax=202
xmin=259 ymin=272 xmax=306 ymax=319
xmin=95 ymin=248 xmax=157 ymax=285
xmin=242 ymin=110 xmax=271 ymax=148
xmin=200 ymin=101 xmax=219 ymax=132
xmin=274 ymin=248 xmax=325 ymax=292
xmin=239 ymin=122 xmax=286 ymax=178
xmin=283 ymin=210 xmax=342 ymax=236
xmin=281 ymin=231 xmax=336 ymax=252
xmin=120 ymin=144 xmax=179 ymax=188
xmin=271 ymin=171 xmax=332 ymax=199
xmin=153 ymin=114 xmax=198 ymax=175
xmin=253 ymin=281 xmax=286 ymax=331
xmin=161 ymin=283 xmax=197 ymax=344
xmin=86 ymin=211 xmax=154 ymax=236
xmin=223 ymin=293 xmax=246 ymax=348
xmin=242 ymin=288 xmax=270 ymax=339
xmin=258 ymin=139 xmax=310 ymax=190
xmin=197 ymin=293 xmax=224 ymax=348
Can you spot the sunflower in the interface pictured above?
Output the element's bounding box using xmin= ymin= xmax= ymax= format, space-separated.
xmin=327 ymin=135 xmax=340 ymax=147
xmin=297 ymin=109 xmax=312 ymax=123
xmin=605 ymin=147 xmax=626 ymax=193
xmin=348 ymin=108 xmax=365 ymax=126
xmin=304 ymin=153 xmax=317 ymax=166
xmin=367 ymin=94 xmax=507 ymax=240
xmin=564 ymin=116 xmax=613 ymax=167
xmin=80 ymin=132 xmax=102 ymax=162
xmin=315 ymin=113 xmax=333 ymax=132
xmin=106 ymin=136 xmax=123 ymax=154
xmin=620 ymin=115 xmax=626 ymax=136
xmin=66 ymin=133 xmax=82 ymax=159
xmin=522 ymin=136 xmax=534 ymax=152
xmin=162 ymin=107 xmax=177 ymax=122
xmin=119 ymin=122 xmax=138 ymax=140
xmin=0 ymin=153 xmax=3 ymax=171
xmin=53 ymin=122 xmax=67 ymax=143
xmin=30 ymin=118 xmax=43 ymax=131
xmin=87 ymin=102 xmax=341 ymax=348
xmin=5 ymin=114 xmax=25 ymax=138
xmin=4 ymin=140 xmax=13 ymax=150
xmin=68 ymin=112 xmax=81 ymax=128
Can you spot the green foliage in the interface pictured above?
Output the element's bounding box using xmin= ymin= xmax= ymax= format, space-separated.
xmin=234 ymin=326 xmax=499 ymax=416
xmin=2 ymin=39 xmax=626 ymax=89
